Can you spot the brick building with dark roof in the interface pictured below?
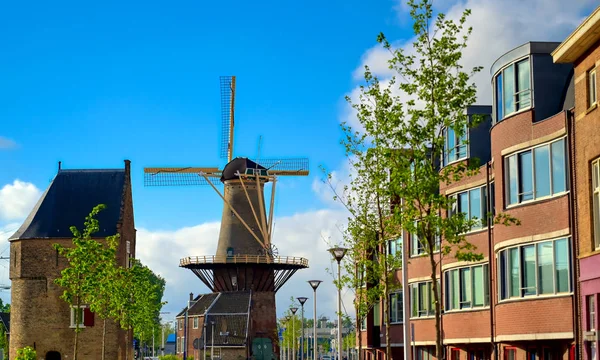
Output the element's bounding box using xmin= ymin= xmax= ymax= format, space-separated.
xmin=8 ymin=160 xmax=136 ymax=360
xmin=175 ymin=291 xmax=252 ymax=360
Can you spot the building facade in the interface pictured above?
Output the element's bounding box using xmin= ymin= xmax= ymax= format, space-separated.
xmin=553 ymin=6 xmax=600 ymax=360
xmin=358 ymin=40 xmax=580 ymax=360
xmin=8 ymin=160 xmax=136 ymax=360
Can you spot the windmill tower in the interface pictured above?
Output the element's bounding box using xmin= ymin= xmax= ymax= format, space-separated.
xmin=144 ymin=76 xmax=309 ymax=357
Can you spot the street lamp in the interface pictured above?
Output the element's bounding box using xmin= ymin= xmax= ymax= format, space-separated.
xmin=308 ymin=280 xmax=322 ymax=360
xmin=328 ymin=247 xmax=347 ymax=360
xmin=211 ymin=320 xmax=215 ymax=359
xmin=291 ymin=307 xmax=298 ymax=360
xmin=284 ymin=315 xmax=292 ymax=360
xmin=297 ymin=297 xmax=308 ymax=360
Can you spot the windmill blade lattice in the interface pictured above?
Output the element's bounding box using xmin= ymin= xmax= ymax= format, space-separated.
xmin=144 ymin=167 xmax=222 ymax=186
xmin=251 ymin=158 xmax=309 ymax=176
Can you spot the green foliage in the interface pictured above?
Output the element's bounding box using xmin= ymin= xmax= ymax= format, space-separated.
xmin=159 ymin=355 xmax=179 ymax=360
xmin=14 ymin=346 xmax=36 ymax=360
xmin=341 ymin=0 xmax=520 ymax=358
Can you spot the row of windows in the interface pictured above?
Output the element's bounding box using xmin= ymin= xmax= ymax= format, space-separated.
xmin=444 ymin=264 xmax=489 ymax=311
xmin=448 ymin=184 xmax=494 ymax=231
xmin=495 ymin=58 xmax=532 ymax=121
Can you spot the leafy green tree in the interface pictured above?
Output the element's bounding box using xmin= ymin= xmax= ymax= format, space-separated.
xmin=14 ymin=346 xmax=36 ymax=360
xmin=54 ymin=204 xmax=111 ymax=360
xmin=345 ymin=0 xmax=520 ymax=358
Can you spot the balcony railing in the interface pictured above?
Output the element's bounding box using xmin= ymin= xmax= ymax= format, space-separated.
xmin=179 ymin=255 xmax=309 ymax=267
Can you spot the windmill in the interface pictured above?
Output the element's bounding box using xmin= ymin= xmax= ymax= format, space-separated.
xmin=143 ymin=75 xmax=309 ymax=293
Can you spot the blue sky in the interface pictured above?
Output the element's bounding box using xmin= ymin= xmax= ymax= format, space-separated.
xmin=0 ymin=0 xmax=596 ymax=321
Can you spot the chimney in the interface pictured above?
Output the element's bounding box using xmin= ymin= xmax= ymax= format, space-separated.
xmin=124 ymin=159 xmax=131 ymax=175
xmin=189 ymin=292 xmax=194 ymax=301
xmin=58 ymin=161 xmax=62 ymax=171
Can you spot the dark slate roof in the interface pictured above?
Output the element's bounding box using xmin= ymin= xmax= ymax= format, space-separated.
xmin=10 ymin=168 xmax=126 ymax=240
xmin=0 ymin=312 xmax=10 ymax=333
xmin=176 ymin=293 xmax=220 ymax=317
xmin=209 ymin=291 xmax=251 ymax=313
xmin=220 ymin=157 xmax=266 ymax=182
xmin=204 ymin=314 xmax=249 ymax=346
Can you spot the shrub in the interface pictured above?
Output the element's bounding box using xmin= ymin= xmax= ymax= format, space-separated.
xmin=159 ymin=355 xmax=179 ymax=360
xmin=15 ymin=346 xmax=36 ymax=360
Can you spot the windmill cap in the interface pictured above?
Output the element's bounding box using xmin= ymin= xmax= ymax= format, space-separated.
xmin=221 ymin=157 xmax=268 ymax=182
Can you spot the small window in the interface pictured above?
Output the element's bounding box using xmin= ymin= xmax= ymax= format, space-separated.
xmin=179 ymin=319 xmax=183 ymax=330
xmin=411 ymin=280 xmax=440 ymax=318
xmin=193 ymin=317 xmax=199 ymax=329
xmin=504 ymin=348 xmax=517 ymax=360
xmin=410 ymin=221 xmax=440 ymax=257
xmin=443 ymin=124 xmax=468 ymax=166
xmin=588 ymin=295 xmax=596 ymax=331
xmin=70 ymin=306 xmax=84 ymax=328
xmin=388 ymin=237 xmax=402 ymax=258
xmin=227 ymin=247 xmax=234 ymax=257
xmin=589 ymin=68 xmax=597 ymax=108
xmin=451 ymin=349 xmax=460 ymax=360
xmin=389 ymin=292 xmax=403 ymax=323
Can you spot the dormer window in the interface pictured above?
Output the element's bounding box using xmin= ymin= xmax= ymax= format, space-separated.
xmin=443 ymin=124 xmax=467 ymax=166
xmin=495 ymin=57 xmax=532 ymax=122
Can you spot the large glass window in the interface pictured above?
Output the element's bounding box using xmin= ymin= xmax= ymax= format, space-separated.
xmin=449 ymin=185 xmax=490 ymax=231
xmin=388 ymin=237 xmax=402 ymax=258
xmin=410 ymin=280 xmax=439 ymax=318
xmin=445 ymin=264 xmax=489 ymax=311
xmin=373 ymin=302 xmax=380 ymax=326
xmin=592 ymin=158 xmax=600 ymax=250
xmin=495 ymin=58 xmax=531 ymax=122
xmin=443 ymin=124 xmax=468 ymax=166
xmin=498 ymin=237 xmax=572 ymax=300
xmin=389 ymin=292 xmax=403 ymax=323
xmin=505 ymin=138 xmax=567 ymax=206
xmin=410 ymin=221 xmax=440 ymax=257
xmin=589 ymin=68 xmax=597 ymax=108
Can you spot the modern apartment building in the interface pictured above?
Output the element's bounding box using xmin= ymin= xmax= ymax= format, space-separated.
xmin=358 ymin=40 xmax=579 ymax=360
xmin=553 ymin=6 xmax=600 ymax=360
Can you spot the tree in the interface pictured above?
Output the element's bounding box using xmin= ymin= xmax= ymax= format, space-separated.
xmin=54 ymin=204 xmax=113 ymax=360
xmin=14 ymin=346 xmax=36 ymax=360
xmin=345 ymin=0 xmax=520 ymax=358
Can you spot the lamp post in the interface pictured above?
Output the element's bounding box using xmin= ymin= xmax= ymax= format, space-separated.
xmin=297 ymin=297 xmax=308 ymax=360
xmin=291 ymin=307 xmax=299 ymax=360
xmin=284 ymin=315 xmax=292 ymax=360
xmin=328 ymin=247 xmax=348 ymax=360
xmin=308 ymin=280 xmax=322 ymax=360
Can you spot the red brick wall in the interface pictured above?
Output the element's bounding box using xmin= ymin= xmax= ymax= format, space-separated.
xmin=495 ymin=296 xmax=573 ymax=336
xmin=443 ymin=310 xmax=490 ymax=340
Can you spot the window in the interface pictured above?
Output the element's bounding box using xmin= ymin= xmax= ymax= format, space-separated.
xmin=495 ymin=58 xmax=531 ymax=121
xmin=505 ymin=138 xmax=567 ymax=206
xmin=410 ymin=221 xmax=440 ymax=257
xmin=449 ymin=185 xmax=490 ymax=231
xmin=179 ymin=319 xmax=183 ymax=330
xmin=70 ymin=306 xmax=85 ymax=328
xmin=592 ymin=159 xmax=600 ymax=249
xmin=469 ymin=350 xmax=487 ymax=360
xmin=417 ymin=347 xmax=434 ymax=360
xmin=504 ymin=348 xmax=517 ymax=360
xmin=373 ymin=302 xmax=380 ymax=326
xmin=181 ymin=337 xmax=185 ymax=354
xmin=360 ymin=316 xmax=367 ymax=331
xmin=193 ymin=317 xmax=199 ymax=329
xmin=451 ymin=349 xmax=461 ymax=360
xmin=588 ymin=295 xmax=596 ymax=331
xmin=389 ymin=292 xmax=403 ymax=323
xmin=176 ymin=337 xmax=179 ymax=353
xmin=445 ymin=264 xmax=489 ymax=311
xmin=527 ymin=348 xmax=537 ymax=360
xmin=410 ymin=280 xmax=439 ymax=318
xmin=590 ymin=342 xmax=597 ymax=360
xmin=589 ymin=68 xmax=597 ymax=108
xmin=443 ymin=124 xmax=468 ymax=166
xmin=388 ymin=237 xmax=402 ymax=258
xmin=498 ymin=237 xmax=571 ymax=300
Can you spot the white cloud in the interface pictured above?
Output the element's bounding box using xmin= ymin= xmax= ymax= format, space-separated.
xmin=350 ymin=0 xmax=595 ymax=107
xmin=136 ymin=208 xmax=354 ymax=322
xmin=0 ymin=180 xmax=41 ymax=221
xmin=0 ymin=137 xmax=17 ymax=150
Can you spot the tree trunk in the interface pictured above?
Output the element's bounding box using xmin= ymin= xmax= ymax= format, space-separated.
xmin=102 ymin=318 xmax=106 ymax=360
xmin=74 ymin=298 xmax=80 ymax=360
xmin=382 ymin=239 xmax=391 ymax=360
xmin=357 ymin=313 xmax=363 ymax=360
xmin=125 ymin=327 xmax=130 ymax=360
xmin=429 ymin=252 xmax=442 ymax=360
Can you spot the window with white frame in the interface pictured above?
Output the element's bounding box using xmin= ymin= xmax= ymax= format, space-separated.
xmin=388 ymin=236 xmax=402 ymax=258
xmin=70 ymin=306 xmax=85 ymax=328
xmin=589 ymin=68 xmax=597 ymax=108
xmin=389 ymin=292 xmax=403 ymax=323
xmin=410 ymin=280 xmax=439 ymax=318
xmin=410 ymin=221 xmax=440 ymax=257
xmin=176 ymin=337 xmax=179 ymax=353
xmin=193 ymin=317 xmax=199 ymax=329
xmin=445 ymin=264 xmax=489 ymax=311
xmin=449 ymin=185 xmax=492 ymax=231
xmin=588 ymin=295 xmax=596 ymax=331
xmin=181 ymin=337 xmax=185 ymax=353
xmin=592 ymin=158 xmax=600 ymax=250
xmin=505 ymin=137 xmax=567 ymax=206
xmin=360 ymin=316 xmax=367 ymax=331
xmin=495 ymin=57 xmax=532 ymax=122
xmin=179 ymin=319 xmax=183 ymax=330
xmin=498 ymin=237 xmax=571 ymax=300
xmin=443 ymin=124 xmax=468 ymax=166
